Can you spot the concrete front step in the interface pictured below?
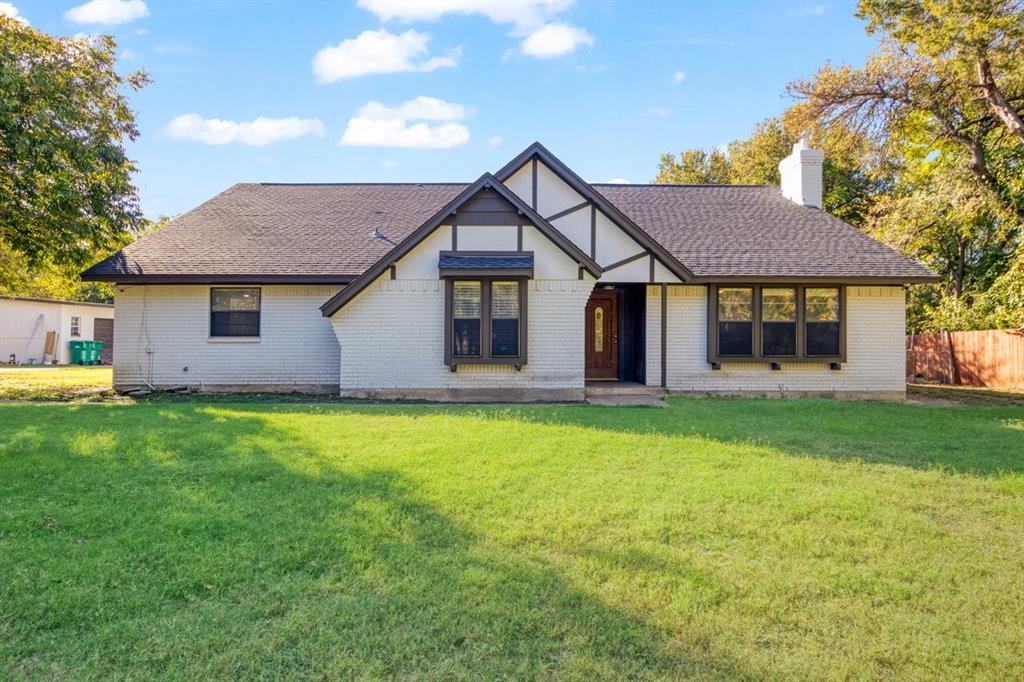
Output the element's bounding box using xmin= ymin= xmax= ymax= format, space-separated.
xmin=584 ymin=382 xmax=667 ymax=398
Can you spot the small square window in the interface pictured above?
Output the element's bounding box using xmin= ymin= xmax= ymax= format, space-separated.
xmin=210 ymin=288 xmax=260 ymax=337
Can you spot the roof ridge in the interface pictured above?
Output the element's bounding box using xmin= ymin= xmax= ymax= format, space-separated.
xmin=256 ymin=182 xmax=471 ymax=187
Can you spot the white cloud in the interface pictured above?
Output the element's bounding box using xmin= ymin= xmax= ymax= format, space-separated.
xmin=165 ymin=114 xmax=325 ymax=146
xmin=643 ymin=106 xmax=671 ymax=118
xmin=133 ymin=27 xmax=147 ymax=35
xmin=0 ymin=2 xmax=28 ymax=24
xmin=65 ymin=0 xmax=149 ymax=25
xmin=788 ymin=4 xmax=826 ymax=16
xmin=360 ymin=0 xmax=593 ymax=60
xmin=672 ymin=70 xmax=686 ymax=84
xmin=521 ymin=22 xmax=594 ymax=58
xmin=605 ymin=178 xmax=630 ymax=184
xmin=340 ymin=96 xmax=470 ymax=149
xmin=312 ymin=29 xmax=459 ymax=83
xmin=357 ymin=0 xmax=571 ymax=30
xmin=487 ymin=135 xmax=503 ymax=147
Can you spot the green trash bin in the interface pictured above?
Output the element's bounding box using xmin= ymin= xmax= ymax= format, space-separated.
xmin=92 ymin=340 xmax=104 ymax=365
xmin=69 ymin=340 xmax=86 ymax=365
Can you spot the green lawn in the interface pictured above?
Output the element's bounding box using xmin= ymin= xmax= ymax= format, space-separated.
xmin=0 ymin=366 xmax=113 ymax=400
xmin=1 ymin=398 xmax=1022 ymax=679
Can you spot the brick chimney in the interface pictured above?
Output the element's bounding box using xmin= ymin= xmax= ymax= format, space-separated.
xmin=778 ymin=135 xmax=824 ymax=208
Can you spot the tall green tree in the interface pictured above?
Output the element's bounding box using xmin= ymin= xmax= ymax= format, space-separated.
xmin=654 ymin=148 xmax=731 ymax=184
xmin=0 ymin=17 xmax=149 ymax=271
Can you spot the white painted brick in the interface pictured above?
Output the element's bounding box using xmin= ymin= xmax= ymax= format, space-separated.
xmin=332 ymin=277 xmax=594 ymax=390
xmin=112 ymin=284 xmax=340 ymax=388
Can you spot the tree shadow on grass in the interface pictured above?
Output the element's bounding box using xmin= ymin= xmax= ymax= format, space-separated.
xmin=504 ymin=396 xmax=1024 ymax=477
xmin=0 ymin=405 xmax=743 ymax=680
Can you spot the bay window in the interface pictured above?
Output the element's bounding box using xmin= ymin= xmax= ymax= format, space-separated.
xmin=708 ymin=284 xmax=844 ymax=364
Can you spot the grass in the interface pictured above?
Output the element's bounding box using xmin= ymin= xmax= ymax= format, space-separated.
xmin=0 ymin=366 xmax=113 ymax=401
xmin=1 ymin=397 xmax=1023 ymax=679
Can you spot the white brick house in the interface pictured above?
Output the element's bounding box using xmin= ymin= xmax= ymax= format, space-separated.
xmin=83 ymin=142 xmax=936 ymax=400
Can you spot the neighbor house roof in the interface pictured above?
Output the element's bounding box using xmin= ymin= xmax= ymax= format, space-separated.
xmin=83 ymin=160 xmax=936 ymax=286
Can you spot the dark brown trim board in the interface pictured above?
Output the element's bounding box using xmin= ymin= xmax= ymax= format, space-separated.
xmin=706 ymin=283 xmax=848 ymax=365
xmin=320 ymin=173 xmax=602 ymax=316
xmin=545 ymin=201 xmax=589 ymax=222
xmin=690 ymin=275 xmax=936 ymax=285
xmin=494 ymin=142 xmax=694 ymax=282
xmin=660 ymin=283 xmax=667 ymax=388
xmin=602 ymin=250 xmax=649 ymax=273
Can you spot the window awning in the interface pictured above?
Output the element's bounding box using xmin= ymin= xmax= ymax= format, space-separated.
xmin=438 ymin=251 xmax=534 ymax=278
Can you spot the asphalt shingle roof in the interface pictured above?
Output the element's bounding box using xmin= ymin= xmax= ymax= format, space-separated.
xmin=83 ymin=181 xmax=935 ymax=282
xmin=592 ymin=184 xmax=934 ymax=280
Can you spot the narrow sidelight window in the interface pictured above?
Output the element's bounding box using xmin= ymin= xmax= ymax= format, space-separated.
xmin=805 ymin=287 xmax=840 ymax=356
xmin=210 ymin=288 xmax=260 ymax=337
xmin=70 ymin=316 xmax=82 ymax=338
xmin=490 ymin=281 xmax=520 ymax=357
xmin=452 ymin=281 xmax=482 ymax=357
xmin=717 ymin=287 xmax=753 ymax=356
xmin=761 ymin=288 xmax=797 ymax=356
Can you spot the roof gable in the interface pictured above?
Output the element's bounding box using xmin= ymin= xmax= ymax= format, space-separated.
xmin=319 ymin=173 xmax=603 ymax=317
xmin=494 ymin=142 xmax=694 ymax=281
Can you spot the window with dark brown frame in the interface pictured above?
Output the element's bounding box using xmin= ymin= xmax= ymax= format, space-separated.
xmin=445 ymin=278 xmax=527 ymax=367
xmin=717 ymin=287 xmax=753 ymax=356
xmin=210 ymin=287 xmax=260 ymax=337
xmin=708 ymin=284 xmax=845 ymax=364
xmin=805 ymin=287 xmax=841 ymax=356
xmin=761 ymin=287 xmax=797 ymax=356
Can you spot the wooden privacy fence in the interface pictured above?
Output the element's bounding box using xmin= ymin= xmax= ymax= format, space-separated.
xmin=906 ymin=329 xmax=1024 ymax=388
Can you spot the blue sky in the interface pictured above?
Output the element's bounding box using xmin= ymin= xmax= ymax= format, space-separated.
xmin=9 ymin=0 xmax=877 ymax=219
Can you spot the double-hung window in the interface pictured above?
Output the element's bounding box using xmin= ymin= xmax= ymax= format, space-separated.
xmin=210 ymin=288 xmax=261 ymax=337
xmin=709 ymin=284 xmax=844 ymax=363
xmin=446 ymin=278 xmax=526 ymax=367
xmin=70 ymin=316 xmax=82 ymax=338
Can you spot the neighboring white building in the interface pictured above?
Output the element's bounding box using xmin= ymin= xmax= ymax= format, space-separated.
xmin=83 ymin=142 xmax=936 ymax=399
xmin=0 ymin=297 xmax=114 ymax=365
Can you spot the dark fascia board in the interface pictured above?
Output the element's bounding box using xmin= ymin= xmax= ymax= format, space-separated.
xmin=689 ymin=275 xmax=940 ymax=285
xmin=494 ymin=142 xmax=695 ymax=282
xmin=82 ymin=274 xmax=356 ymax=285
xmin=320 ymin=173 xmax=603 ymax=317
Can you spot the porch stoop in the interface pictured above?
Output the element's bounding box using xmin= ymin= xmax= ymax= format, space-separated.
xmin=584 ymin=381 xmax=666 ymax=406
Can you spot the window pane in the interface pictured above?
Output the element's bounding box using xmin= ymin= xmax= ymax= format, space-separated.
xmin=805 ymin=288 xmax=839 ymax=321
xmin=719 ymin=321 xmax=753 ymax=356
xmin=211 ymin=311 xmax=259 ymax=336
xmin=490 ymin=281 xmax=519 ymax=357
xmin=805 ymin=287 xmax=840 ymax=356
xmin=762 ymin=322 xmax=796 ymax=355
xmin=762 ymin=288 xmax=796 ymax=321
xmin=452 ymin=281 xmax=481 ymax=357
xmin=806 ymin=322 xmax=840 ymax=356
xmin=212 ymin=288 xmax=260 ymax=312
xmin=718 ymin=287 xmax=752 ymax=321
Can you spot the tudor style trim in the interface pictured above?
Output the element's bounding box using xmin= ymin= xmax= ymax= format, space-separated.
xmin=320 ymin=173 xmax=603 ymax=317
xmin=494 ymin=142 xmax=695 ymax=282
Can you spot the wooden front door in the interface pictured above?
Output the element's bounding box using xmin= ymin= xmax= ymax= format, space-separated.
xmin=585 ymin=291 xmax=619 ymax=379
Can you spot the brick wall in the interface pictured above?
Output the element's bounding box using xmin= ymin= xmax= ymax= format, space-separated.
xmin=112 ymin=284 xmax=340 ymax=390
xmin=331 ymin=277 xmax=595 ymax=396
xmin=646 ymin=285 xmax=906 ymax=396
